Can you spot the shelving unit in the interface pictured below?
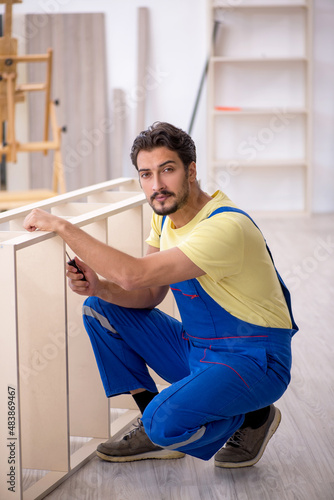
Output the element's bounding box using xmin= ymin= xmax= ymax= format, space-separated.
xmin=206 ymin=0 xmax=312 ymax=212
xmin=0 ymin=178 xmax=175 ymax=499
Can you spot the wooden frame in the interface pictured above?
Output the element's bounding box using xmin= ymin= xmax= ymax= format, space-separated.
xmin=0 ymin=177 xmax=176 ymax=499
xmin=0 ymin=0 xmax=66 ymax=210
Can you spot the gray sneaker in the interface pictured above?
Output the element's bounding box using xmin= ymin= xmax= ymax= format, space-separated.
xmin=96 ymin=418 xmax=186 ymax=462
xmin=214 ymin=405 xmax=281 ymax=468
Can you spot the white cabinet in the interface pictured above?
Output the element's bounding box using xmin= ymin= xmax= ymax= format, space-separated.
xmin=206 ymin=0 xmax=312 ymax=212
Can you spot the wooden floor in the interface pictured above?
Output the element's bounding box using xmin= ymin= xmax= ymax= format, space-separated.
xmin=28 ymin=214 xmax=334 ymax=500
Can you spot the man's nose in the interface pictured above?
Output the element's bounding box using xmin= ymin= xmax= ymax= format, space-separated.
xmin=152 ymin=174 xmax=166 ymax=192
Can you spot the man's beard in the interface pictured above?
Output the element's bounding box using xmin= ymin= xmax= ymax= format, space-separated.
xmin=149 ymin=181 xmax=190 ymax=216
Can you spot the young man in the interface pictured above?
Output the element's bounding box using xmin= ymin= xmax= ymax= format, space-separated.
xmin=24 ymin=122 xmax=298 ymax=467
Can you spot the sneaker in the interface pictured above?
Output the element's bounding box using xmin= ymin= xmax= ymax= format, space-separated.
xmin=96 ymin=418 xmax=186 ymax=462
xmin=214 ymin=405 xmax=281 ymax=469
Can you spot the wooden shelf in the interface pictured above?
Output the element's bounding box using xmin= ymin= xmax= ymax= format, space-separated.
xmin=212 ymin=107 xmax=308 ymax=115
xmin=211 ymin=56 xmax=308 ymax=63
xmin=212 ymin=159 xmax=307 ymax=168
xmin=213 ymin=2 xmax=308 ymax=9
xmin=206 ymin=0 xmax=313 ymax=212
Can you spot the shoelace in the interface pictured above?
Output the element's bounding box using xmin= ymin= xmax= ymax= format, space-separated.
xmin=226 ymin=428 xmax=247 ymax=448
xmin=123 ymin=418 xmax=144 ymax=441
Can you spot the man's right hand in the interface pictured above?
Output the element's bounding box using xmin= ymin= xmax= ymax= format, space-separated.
xmin=66 ymin=256 xmax=99 ymax=296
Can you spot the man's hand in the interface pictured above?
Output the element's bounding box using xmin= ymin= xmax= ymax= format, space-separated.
xmin=23 ymin=208 xmax=61 ymax=233
xmin=67 ymin=257 xmax=100 ymax=296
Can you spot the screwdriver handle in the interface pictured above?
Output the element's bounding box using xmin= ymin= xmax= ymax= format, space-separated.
xmin=67 ymin=258 xmax=87 ymax=281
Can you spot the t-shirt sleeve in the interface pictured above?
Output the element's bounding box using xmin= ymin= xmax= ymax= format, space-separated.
xmin=178 ymin=214 xmax=244 ymax=282
xmin=145 ymin=213 xmax=162 ymax=249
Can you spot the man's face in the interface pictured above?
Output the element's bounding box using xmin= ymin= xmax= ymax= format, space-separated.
xmin=137 ymin=147 xmax=191 ymax=216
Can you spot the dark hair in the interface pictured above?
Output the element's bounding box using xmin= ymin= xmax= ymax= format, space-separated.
xmin=130 ymin=122 xmax=196 ymax=170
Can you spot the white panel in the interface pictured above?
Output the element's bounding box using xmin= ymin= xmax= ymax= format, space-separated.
xmin=0 ymin=246 xmax=22 ymax=500
xmin=16 ymin=237 xmax=69 ymax=471
xmin=66 ymin=221 xmax=110 ymax=439
xmin=214 ymin=113 xmax=306 ymax=161
xmin=107 ymin=206 xmax=143 ymax=257
xmin=87 ymin=191 xmax=143 ymax=204
xmin=214 ymin=8 xmax=307 ymax=58
xmin=214 ymin=62 xmax=306 ymax=109
xmin=214 ymin=165 xmax=305 ymax=212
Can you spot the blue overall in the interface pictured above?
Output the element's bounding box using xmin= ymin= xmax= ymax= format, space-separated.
xmin=83 ymin=207 xmax=298 ymax=461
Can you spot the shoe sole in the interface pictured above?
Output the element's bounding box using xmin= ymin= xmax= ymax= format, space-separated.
xmin=214 ymin=407 xmax=282 ymax=469
xmin=96 ymin=449 xmax=186 ymax=462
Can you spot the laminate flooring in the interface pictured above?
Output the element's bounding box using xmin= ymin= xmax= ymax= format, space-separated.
xmin=27 ymin=214 xmax=334 ymax=499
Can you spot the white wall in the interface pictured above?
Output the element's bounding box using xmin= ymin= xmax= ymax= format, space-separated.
xmin=5 ymin=0 xmax=334 ymax=213
xmin=312 ymin=0 xmax=334 ymax=213
xmin=11 ymin=0 xmax=208 ymax=178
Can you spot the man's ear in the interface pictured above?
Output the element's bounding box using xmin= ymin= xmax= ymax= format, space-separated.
xmin=188 ymin=161 xmax=197 ymax=182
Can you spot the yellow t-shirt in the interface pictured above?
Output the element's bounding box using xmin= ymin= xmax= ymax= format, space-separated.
xmin=146 ymin=190 xmax=292 ymax=329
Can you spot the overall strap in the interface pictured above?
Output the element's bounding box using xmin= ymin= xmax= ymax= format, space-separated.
xmin=208 ymin=207 xmax=298 ymax=331
xmin=161 ymin=215 xmax=167 ymax=231
xmin=159 ymin=215 xmax=167 ymax=240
